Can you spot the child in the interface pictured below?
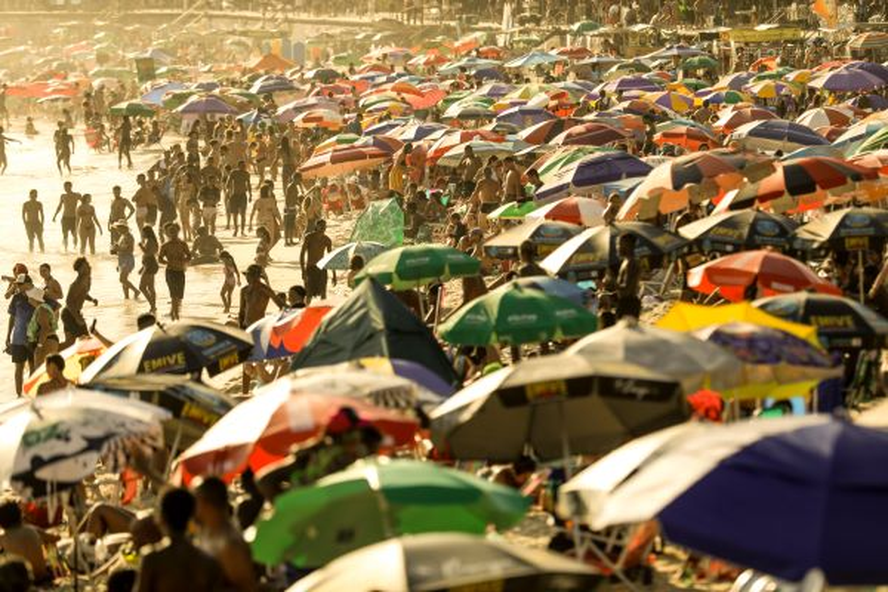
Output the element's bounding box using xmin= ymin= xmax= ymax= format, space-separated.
xmin=219 ymin=250 xmax=240 ymax=314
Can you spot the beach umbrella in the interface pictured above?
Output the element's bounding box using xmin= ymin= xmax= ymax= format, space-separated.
xmin=843 ymin=61 xmax=888 ymax=83
xmin=754 ymin=292 xmax=888 ymax=350
xmin=695 ymin=89 xmax=749 ymax=105
xmin=567 ymin=319 xmax=743 ymax=393
xmin=713 ymin=107 xmax=778 ymax=133
xmin=23 ymin=337 xmax=106 ymax=396
xmin=430 ymin=356 xmax=685 ymax=462
xmin=646 ymin=44 xmax=707 ymax=59
xmin=355 ymin=245 xmax=479 ymax=290
xmin=793 ymin=207 xmax=888 ymax=253
xmin=495 ymin=105 xmax=555 ymax=128
xmin=572 ymin=20 xmax=602 ymax=34
xmin=350 ymin=198 xmax=404 ymax=247
xmin=691 ymin=322 xmax=840 ymax=393
xmin=251 ymin=459 xmax=528 ymax=567
xmin=517 ymin=118 xmax=583 ymax=145
xmin=0 ymin=389 xmax=168 ymax=498
xmin=723 ymin=158 xmax=880 ymax=213
xmin=678 ymin=210 xmax=796 ymax=253
xmin=250 ymin=77 xmax=298 ymax=95
xmin=600 ymin=76 xmax=661 ymax=94
xmin=604 ymin=61 xmax=651 ymax=79
xmin=438 ymin=282 xmax=597 ymax=347
xmin=176 ymin=95 xmax=239 ymax=115
xmin=299 ymin=145 xmax=388 ymax=178
xmin=541 ymin=222 xmax=688 ymax=280
xmin=686 ymin=250 xmax=842 ymax=302
xmin=512 ymin=276 xmax=588 ymax=307
xmin=483 ymin=219 xmax=582 ymax=260
xmin=436 ymin=140 xmax=518 ymax=167
xmin=744 ymin=80 xmax=800 ymax=99
xmin=174 ymin=383 xmax=419 ymax=484
xmin=576 ymin=54 xmax=622 ymax=69
xmin=795 ymin=106 xmax=853 ymax=129
xmin=86 ymin=374 xmax=235 ymax=448
xmin=79 ymin=321 xmax=253 ymax=383
xmin=555 ymin=46 xmax=594 ymax=60
xmin=550 ymin=122 xmax=632 ymax=147
xmin=809 ymin=68 xmax=885 ymax=93
xmin=644 ymin=90 xmax=694 ymax=113
xmin=393 ymin=121 xmax=448 ymax=142
xmin=681 ymin=55 xmax=718 ymax=71
xmin=247 ymin=306 xmax=333 ymax=361
xmin=438 ymin=57 xmax=502 ymax=76
xmin=715 ymin=71 xmax=756 ymax=90
xmin=473 ymin=82 xmax=515 ymax=98
xmin=310 ymin=357 xmax=454 ymax=398
xmin=108 ymin=99 xmax=155 ymax=118
xmin=442 ymin=100 xmax=495 ymax=121
xmin=318 ymin=242 xmax=388 ymax=271
xmin=534 ymin=151 xmax=652 ymax=203
xmin=236 ymin=109 xmax=274 ymax=126
xmin=304 ymin=67 xmax=340 ymax=83
xmin=504 ymin=50 xmax=563 ymax=69
xmin=288 ymin=532 xmax=596 ymax=592
xmin=728 ymin=119 xmax=830 ymax=152
xmin=848 ymin=149 xmax=888 ymax=173
xmin=160 ymin=89 xmax=199 ymax=110
xmin=847 ymin=31 xmax=888 ymax=51
xmin=285 ymin=366 xmax=443 ymax=410
xmin=362 ymin=119 xmax=407 ymax=137
xmin=653 ymin=125 xmax=720 ymax=152
xmin=426 ymin=129 xmax=503 ymax=163
xmin=487 ymin=200 xmax=538 ymax=220
xmin=141 ymin=81 xmax=186 ymax=106
xmin=564 ymin=415 xmax=888 ymax=585
xmin=854 ymin=126 xmax=888 ymax=154
xmin=657 ymin=301 xmax=820 ymax=342
xmin=311 ymin=133 xmax=361 ymax=154
xmin=526 ymin=196 xmax=606 ymax=226
xmin=292 ymin=109 xmax=344 ymax=130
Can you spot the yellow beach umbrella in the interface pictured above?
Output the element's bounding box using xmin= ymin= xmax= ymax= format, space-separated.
xmin=657 ymin=302 xmax=820 ymax=345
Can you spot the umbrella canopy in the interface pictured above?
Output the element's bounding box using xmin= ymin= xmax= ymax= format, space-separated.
xmin=109 ymin=99 xmax=155 ymax=117
xmin=79 ymin=321 xmax=253 ymax=383
xmin=678 ymin=210 xmax=797 ymax=253
xmin=541 ymin=222 xmax=689 ymax=280
xmin=251 ymin=459 xmax=528 ymax=567
xmin=291 ymin=364 xmax=444 ymax=410
xmin=563 ymin=415 xmax=888 ymax=585
xmin=713 ymin=107 xmax=778 ymax=134
xmin=287 ymin=533 xmax=596 ymax=592
xmin=438 ymin=282 xmax=597 ymax=346
xmin=504 ymin=51 xmax=564 ymax=69
xmin=795 ymin=106 xmax=853 ymax=129
xmin=534 ymin=151 xmax=652 ymax=203
xmin=248 ymin=306 xmax=333 ymax=361
xmin=550 ymin=122 xmax=633 ymax=147
xmin=355 ymin=245 xmax=480 ymax=290
xmin=512 ymin=276 xmax=588 ymax=307
xmin=290 ymin=280 xmax=458 ymax=386
xmin=483 ymin=219 xmax=582 ymax=260
xmin=487 ymin=200 xmax=538 ymax=220
xmin=848 ymin=149 xmax=888 ymax=173
xmin=527 ymin=196 xmax=606 ymax=226
xmin=686 ymin=250 xmax=842 ymax=302
xmin=436 ymin=140 xmax=517 ymax=167
xmin=174 ymin=381 xmax=418 ymax=483
xmin=657 ymin=301 xmax=820 ymax=345
xmin=495 ymin=105 xmax=555 ymax=128
xmin=809 ymin=68 xmax=885 ymax=93
xmin=86 ymin=375 xmax=235 ymax=448
xmin=653 ymin=125 xmax=720 ymax=152
xmin=754 ymin=292 xmax=888 ymax=350
xmin=728 ymin=119 xmax=830 ymax=152
xmin=646 ymin=44 xmax=707 ymax=59
xmin=23 ymin=337 xmax=106 ymax=396
xmin=430 ymin=356 xmax=686 ymax=462
xmin=318 ymin=242 xmax=388 ymax=271
xmin=567 ymin=319 xmax=743 ymax=393
xmin=0 ymin=389 xmax=168 ymax=497
xmin=349 ymin=198 xmax=404 ymax=247
xmin=176 ymin=95 xmax=239 ymax=115
xmin=299 ymin=145 xmax=389 ymax=178
xmin=792 ymin=207 xmax=888 ymax=253
xmin=855 ymin=125 xmax=888 ymax=154
xmin=516 ymin=118 xmax=583 ymax=145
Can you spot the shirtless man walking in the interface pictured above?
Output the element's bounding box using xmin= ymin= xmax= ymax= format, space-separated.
xmin=53 ymin=122 xmax=74 ymax=175
xmin=52 ymin=181 xmax=81 ymax=252
xmin=469 ymin=167 xmax=501 ymax=231
xmin=226 ymin=160 xmax=252 ymax=237
xmin=0 ymin=125 xmax=20 ymax=175
xmin=300 ymin=219 xmax=332 ymax=304
xmin=158 ymin=223 xmax=191 ymax=321
xmin=108 ymin=185 xmax=135 ymax=250
xmin=22 ymin=190 xmax=44 ymax=253
xmin=60 ymin=257 xmax=97 ymax=350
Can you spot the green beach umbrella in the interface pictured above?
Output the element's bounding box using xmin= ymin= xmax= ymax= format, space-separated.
xmin=438 ymin=282 xmax=597 ymax=346
xmin=250 ymin=459 xmax=529 ymax=567
xmin=677 ymin=78 xmax=709 ymax=91
xmin=355 ymin=244 xmax=480 ymax=290
xmin=681 ymin=55 xmax=718 ymax=71
xmin=440 ymin=90 xmax=473 ymax=110
xmin=488 ymin=200 xmax=537 ymax=220
xmin=161 ymin=89 xmax=199 ymax=110
xmin=109 ymin=100 xmax=155 ymax=118
xmin=572 ymin=20 xmax=602 ymax=35
xmin=751 ymin=71 xmax=781 ymax=82
xmin=350 ymin=198 xmax=404 ymax=247
xmin=855 ymin=126 xmax=888 ymax=155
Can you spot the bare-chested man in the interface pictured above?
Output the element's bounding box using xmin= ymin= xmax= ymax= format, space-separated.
xmin=300 ymin=219 xmax=332 ymax=303
xmin=38 ymin=263 xmax=62 ymax=302
xmin=0 ymin=125 xmax=21 ymax=175
xmin=226 ymin=161 xmax=252 ymax=237
xmin=0 ymin=498 xmax=56 ymax=585
xmin=457 ymin=144 xmax=482 ymax=199
xmin=60 ymin=257 xmax=97 ymax=350
xmin=53 ymin=121 xmax=74 ymax=175
xmin=470 ymin=167 xmax=501 ymax=231
xmin=22 ymin=190 xmax=44 ymax=253
xmin=108 ymin=185 xmax=135 ymax=249
xmin=158 ymin=223 xmax=191 ymax=321
xmin=502 ymin=156 xmax=525 ymax=203
xmin=52 ymin=181 xmax=81 ymax=252
xmin=133 ymin=173 xmax=158 ymax=230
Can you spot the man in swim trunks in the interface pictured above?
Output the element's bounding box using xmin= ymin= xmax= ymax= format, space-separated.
xmin=52 ymin=181 xmax=81 ymax=252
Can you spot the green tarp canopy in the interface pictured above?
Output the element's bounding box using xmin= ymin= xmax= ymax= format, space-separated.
xmin=290 ymin=279 xmax=458 ymax=386
xmin=350 ymin=198 xmax=404 ymax=247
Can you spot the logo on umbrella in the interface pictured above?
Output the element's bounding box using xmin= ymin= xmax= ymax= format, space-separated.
xmin=185 ymin=329 xmax=218 ymax=348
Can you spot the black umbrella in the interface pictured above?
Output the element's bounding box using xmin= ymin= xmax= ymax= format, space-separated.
xmin=754 ymin=292 xmax=888 ymax=350
xmin=541 ymin=222 xmax=689 ymax=280
xmin=86 ymin=375 xmax=236 ymax=448
xmin=429 ymin=355 xmax=686 ymax=462
xmin=678 ymin=210 xmax=797 ymax=254
xmin=79 ymin=321 xmax=253 ymax=383
xmin=483 ymin=219 xmax=582 ymax=261
xmin=793 ymin=207 xmax=888 ymax=254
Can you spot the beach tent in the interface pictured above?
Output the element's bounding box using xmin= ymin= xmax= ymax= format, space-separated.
xmin=349 ymin=198 xmax=404 ymax=246
xmin=290 ymin=279 xmax=458 ymax=386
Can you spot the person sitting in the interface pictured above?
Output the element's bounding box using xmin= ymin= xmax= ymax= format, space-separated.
xmin=491 ymin=455 xmax=538 ymax=490
xmin=35 ymin=354 xmax=71 ymax=396
xmin=0 ymin=498 xmax=56 ymax=585
xmin=190 ymin=226 xmax=224 ymax=264
xmin=24 ymin=117 xmax=38 ymax=137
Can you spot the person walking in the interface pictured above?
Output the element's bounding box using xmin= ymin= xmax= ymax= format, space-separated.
xmin=158 ymin=223 xmax=191 ymax=320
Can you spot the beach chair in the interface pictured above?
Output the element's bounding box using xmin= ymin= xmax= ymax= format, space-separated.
xmin=566 ymin=521 xmax=659 ymax=590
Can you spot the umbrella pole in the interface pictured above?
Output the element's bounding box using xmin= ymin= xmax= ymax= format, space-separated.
xmin=858 ymin=250 xmax=865 ymax=304
xmin=164 ymin=424 xmax=184 ymax=480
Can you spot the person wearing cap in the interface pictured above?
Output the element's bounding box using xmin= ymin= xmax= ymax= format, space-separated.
xmin=112 ymin=222 xmax=140 ymax=300
xmin=6 ymin=274 xmax=35 ymax=395
xmin=26 ymin=287 xmax=57 ymax=369
xmin=3 ymin=263 xmax=28 ymax=300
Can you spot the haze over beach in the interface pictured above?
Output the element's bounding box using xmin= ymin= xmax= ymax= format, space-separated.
xmin=0 ymin=2 xmax=888 ymax=591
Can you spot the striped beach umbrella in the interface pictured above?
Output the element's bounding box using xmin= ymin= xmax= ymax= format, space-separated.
xmin=550 ymin=122 xmax=632 ymax=147
xmin=727 ymin=119 xmax=830 ymax=153
xmin=299 ymin=145 xmax=390 ymax=179
xmin=534 ymin=151 xmax=652 ymax=203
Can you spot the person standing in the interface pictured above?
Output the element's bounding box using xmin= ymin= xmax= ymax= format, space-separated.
xmin=250 ymin=183 xmax=282 ymax=249
xmin=60 ymin=257 xmax=97 ymax=350
xmin=52 ymin=181 xmax=81 ymax=252
xmin=108 ymin=185 xmax=135 ymax=250
xmin=300 ymin=219 xmax=333 ymax=303
xmin=158 ymin=223 xmax=191 ymax=321
xmin=76 ymin=194 xmax=102 ymax=255
xmin=226 ymin=160 xmax=252 ymax=237
xmin=53 ymin=122 xmax=74 ymax=175
xmin=139 ymin=225 xmax=160 ymax=315
xmin=615 ymin=233 xmax=642 ymax=320
xmin=6 ymin=275 xmax=35 ymax=396
xmin=117 ymin=114 xmax=133 ymax=170
xmin=0 ymin=125 xmax=20 ymax=175
xmin=113 ymin=222 xmax=140 ymax=300
xmin=38 ymin=263 xmax=63 ymax=303
xmin=283 ymin=173 xmax=302 ymax=246
xmin=25 ymin=287 xmax=57 ymax=369
xmin=133 ymin=173 xmax=158 ymax=230
xmin=22 ymin=189 xmax=45 ymax=253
